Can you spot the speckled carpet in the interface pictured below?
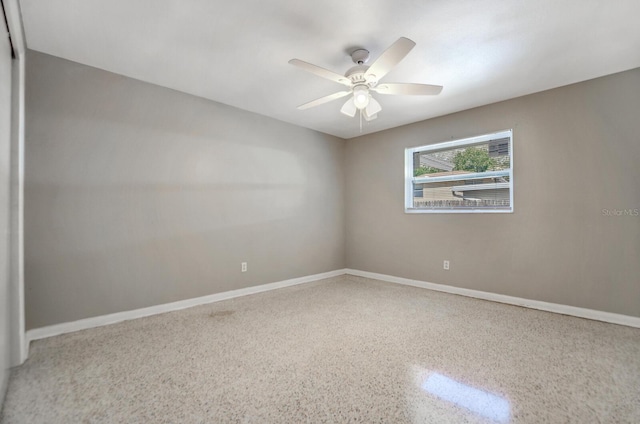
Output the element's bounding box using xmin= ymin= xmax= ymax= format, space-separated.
xmin=1 ymin=275 xmax=639 ymax=423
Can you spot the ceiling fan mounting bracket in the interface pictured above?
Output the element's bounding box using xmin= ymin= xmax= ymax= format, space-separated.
xmin=350 ymin=49 xmax=370 ymax=65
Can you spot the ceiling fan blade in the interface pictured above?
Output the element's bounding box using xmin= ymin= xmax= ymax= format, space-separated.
xmin=365 ymin=37 xmax=416 ymax=82
xmin=289 ymin=59 xmax=352 ymax=87
xmin=297 ymin=90 xmax=352 ymax=110
xmin=372 ymin=83 xmax=443 ymax=95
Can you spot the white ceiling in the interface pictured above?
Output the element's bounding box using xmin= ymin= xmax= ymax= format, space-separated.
xmin=19 ymin=0 xmax=640 ymax=139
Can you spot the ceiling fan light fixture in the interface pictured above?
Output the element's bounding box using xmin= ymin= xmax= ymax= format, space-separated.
xmin=366 ymin=96 xmax=382 ymax=117
xmin=353 ymin=86 xmax=370 ymax=110
xmin=363 ymin=112 xmax=377 ymax=122
xmin=340 ymin=98 xmax=357 ymax=117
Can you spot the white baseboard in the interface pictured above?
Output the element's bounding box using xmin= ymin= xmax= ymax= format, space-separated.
xmin=24 ymin=267 xmax=640 ymax=361
xmin=345 ymin=269 xmax=640 ymax=328
xmin=25 ymin=269 xmax=347 ymax=355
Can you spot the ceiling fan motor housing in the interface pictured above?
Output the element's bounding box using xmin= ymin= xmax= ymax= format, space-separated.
xmin=345 ymin=65 xmax=370 ymax=85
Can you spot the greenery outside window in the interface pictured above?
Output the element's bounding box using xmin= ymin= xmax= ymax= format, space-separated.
xmin=405 ymin=130 xmax=513 ymax=213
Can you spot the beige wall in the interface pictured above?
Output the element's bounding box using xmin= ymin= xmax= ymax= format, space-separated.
xmin=346 ymin=68 xmax=640 ymax=317
xmin=24 ymin=51 xmax=345 ymax=329
xmin=23 ymin=49 xmax=640 ymax=330
xmin=0 ymin=12 xmax=12 ymax=401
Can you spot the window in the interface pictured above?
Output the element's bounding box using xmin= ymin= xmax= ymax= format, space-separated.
xmin=405 ymin=130 xmax=513 ymax=213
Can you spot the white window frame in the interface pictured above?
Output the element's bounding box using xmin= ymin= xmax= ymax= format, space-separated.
xmin=405 ymin=130 xmax=514 ymax=214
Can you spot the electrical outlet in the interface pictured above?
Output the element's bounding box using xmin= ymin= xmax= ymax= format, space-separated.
xmin=443 ymin=260 xmax=450 ymax=270
xmin=241 ymin=262 xmax=247 ymax=272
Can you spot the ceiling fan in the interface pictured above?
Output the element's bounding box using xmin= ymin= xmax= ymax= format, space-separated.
xmin=289 ymin=37 xmax=443 ymax=123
